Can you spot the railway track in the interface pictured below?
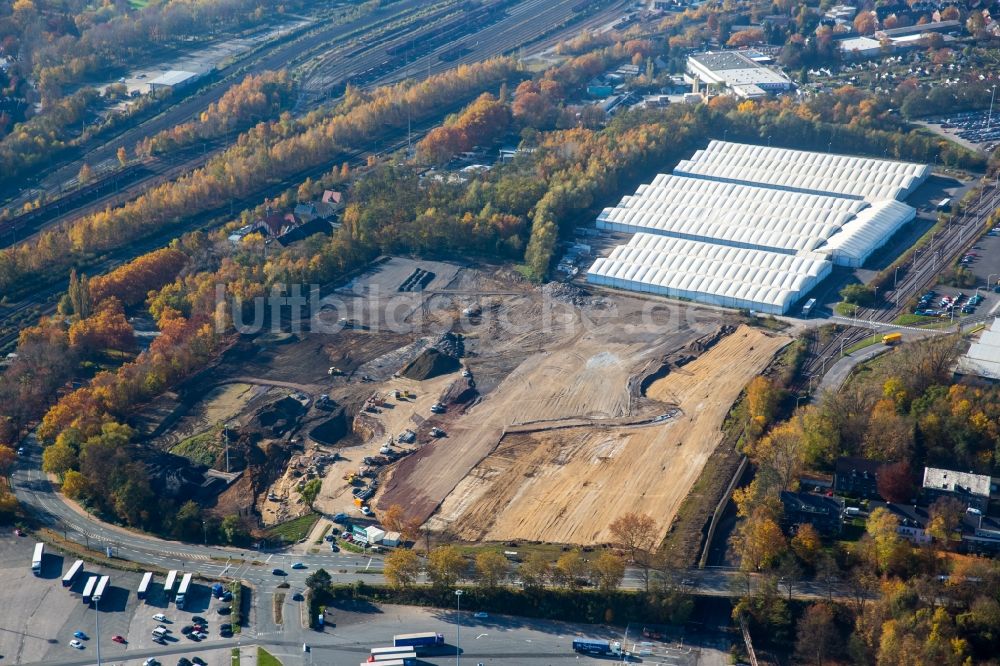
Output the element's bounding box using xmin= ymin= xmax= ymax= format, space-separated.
xmin=802 ymin=183 xmax=1000 ymax=382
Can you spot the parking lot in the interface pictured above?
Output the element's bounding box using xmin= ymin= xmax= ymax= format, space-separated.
xmin=0 ymin=534 xmax=240 ymax=665
xmin=921 ymin=110 xmax=1000 ymax=153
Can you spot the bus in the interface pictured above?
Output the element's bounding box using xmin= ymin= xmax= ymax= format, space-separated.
xmin=81 ymin=575 xmax=98 ymax=604
xmin=93 ymin=575 xmax=110 ymax=603
xmin=62 ymin=559 xmax=84 ymax=588
xmin=31 ymin=542 xmax=44 ymax=575
xmin=176 ymin=572 xmax=193 ymax=609
xmin=882 ymin=332 xmax=903 ymax=345
xmin=163 ymin=570 xmax=179 ymax=597
xmin=137 ymin=571 xmax=153 ymax=600
xmin=802 ymin=298 xmax=817 ymax=318
xmin=393 ymin=632 xmax=443 ymax=649
xmin=936 ymin=198 xmax=952 ymax=212
xmin=368 ymin=650 xmax=416 ymax=664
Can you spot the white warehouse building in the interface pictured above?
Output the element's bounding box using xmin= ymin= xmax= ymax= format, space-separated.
xmin=587 ymin=142 xmax=930 ymax=313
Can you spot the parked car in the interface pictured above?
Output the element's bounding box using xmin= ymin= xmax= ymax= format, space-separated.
xmin=473 ymin=612 xmax=489 ymax=618
xmin=192 ymin=658 xmax=207 ymax=666
xmin=324 ymin=534 xmax=335 ymax=542
xmin=144 ymin=659 xmax=159 ymax=666
xmin=272 ymin=568 xmax=286 ymax=576
xmin=178 ymin=658 xmax=192 ymax=666
xmin=153 ymin=613 xmax=169 ymax=622
xmin=73 ymin=631 xmax=88 ymax=640
xmin=111 ymin=635 xmax=126 ymax=644
xmin=217 ymin=606 xmax=232 ymax=615
xmin=191 ymin=616 xmax=207 ymax=624
xmin=291 ymin=562 xmax=306 ymax=570
xmin=69 ymin=639 xmax=84 ymax=649
xmin=360 ymin=506 xmax=372 ymax=516
xmin=180 ymin=626 xmax=194 ymax=635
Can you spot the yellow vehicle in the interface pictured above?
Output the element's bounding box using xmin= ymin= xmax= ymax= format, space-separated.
xmin=882 ymin=332 xmax=902 ymax=345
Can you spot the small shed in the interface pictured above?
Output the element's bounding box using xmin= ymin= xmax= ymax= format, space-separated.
xmin=364 ymin=525 xmax=386 ymax=544
xmin=382 ymin=531 xmax=401 ymax=547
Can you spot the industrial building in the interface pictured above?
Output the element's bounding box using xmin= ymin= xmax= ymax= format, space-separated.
xmin=955 ymin=317 xmax=1000 ymax=381
xmin=587 ymin=142 xmax=930 ymax=313
xmin=147 ymin=70 xmax=199 ymax=93
xmin=685 ymin=51 xmax=793 ymax=99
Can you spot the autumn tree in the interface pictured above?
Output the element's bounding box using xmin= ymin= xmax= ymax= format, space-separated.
xmin=590 ymin=552 xmax=625 ymax=593
xmin=790 ymin=523 xmax=822 ymax=567
xmin=474 ymin=551 xmax=509 ymax=590
xmin=863 ymin=399 xmax=912 ymax=461
xmin=116 ymin=146 xmax=128 ymax=167
xmin=608 ymin=511 xmax=658 ymax=590
xmin=927 ymin=496 xmax=965 ymax=544
xmin=384 ymin=548 xmax=422 ymax=589
xmin=746 ymin=376 xmax=781 ymax=439
xmin=733 ymin=510 xmax=787 ymax=571
xmin=865 ymin=507 xmax=903 ymax=574
xmin=854 ymin=11 xmax=878 ymax=34
xmin=61 ymin=470 xmax=89 ymax=499
xmin=0 ymin=445 xmax=15 ymax=479
xmin=877 ymin=461 xmax=915 ymax=502
xmin=42 ymin=439 xmax=78 ymax=478
xmin=519 ymin=553 xmax=550 ymax=590
xmin=553 ymin=550 xmax=588 ymax=589
xmin=794 ymin=602 xmax=839 ymax=665
xmin=747 ymin=420 xmax=805 ymax=490
xmin=380 ymin=503 xmax=406 ymax=533
xmin=427 ymin=545 xmax=465 ymax=589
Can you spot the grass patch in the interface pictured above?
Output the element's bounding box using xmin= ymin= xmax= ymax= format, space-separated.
xmin=834 ymin=301 xmax=863 ymax=317
xmin=843 ymin=336 xmax=881 ymax=355
xmin=264 ymin=513 xmax=320 ymax=545
xmin=894 ymin=313 xmax=937 ymax=326
xmin=170 ymin=425 xmax=222 ymax=467
xmin=257 ymin=647 xmax=282 ymax=666
xmin=314 ymin=523 xmax=332 ymax=544
xmin=450 ymin=541 xmax=603 ymax=563
xmin=355 ymin=568 xmax=384 ymax=575
xmin=337 ymin=538 xmax=365 ymax=554
xmin=231 ymin=582 xmax=243 ymax=634
xmin=231 ymin=649 xmax=240 ymax=666
xmin=273 ymin=592 xmax=285 ymax=625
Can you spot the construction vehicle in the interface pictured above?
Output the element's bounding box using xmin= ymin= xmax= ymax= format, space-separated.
xmin=328 ymin=366 xmax=343 ymax=376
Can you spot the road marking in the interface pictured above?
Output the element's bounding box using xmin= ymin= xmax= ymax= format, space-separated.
xmin=476 ymin=633 xmax=488 ymax=639
xmin=365 ymin=557 xmax=373 ymax=571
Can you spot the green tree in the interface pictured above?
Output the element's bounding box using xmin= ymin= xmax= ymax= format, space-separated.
xmin=865 ymin=507 xmax=902 ymax=573
xmin=300 ymin=478 xmax=322 ymax=506
xmin=221 ymin=515 xmax=248 ymax=545
xmin=384 ymin=549 xmax=422 ymax=589
xmin=173 ymin=500 xmax=203 ymax=542
xmin=305 ymin=568 xmax=332 ymax=591
xmin=840 ymin=283 xmax=875 ymax=307
xmin=474 ymin=551 xmax=509 ymax=590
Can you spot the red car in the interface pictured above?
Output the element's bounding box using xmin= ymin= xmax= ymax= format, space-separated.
xmin=111 ymin=635 xmax=126 ymax=644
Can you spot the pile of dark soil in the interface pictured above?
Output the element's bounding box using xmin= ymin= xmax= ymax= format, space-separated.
xmin=398 ymin=347 xmax=461 ymax=380
xmin=308 ymin=407 xmax=349 ymax=446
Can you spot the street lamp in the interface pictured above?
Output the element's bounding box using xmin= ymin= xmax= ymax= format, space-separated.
xmin=894 ymin=266 xmax=901 ymax=288
xmin=988 ymin=84 xmax=997 ymax=132
xmin=455 ymin=589 xmax=463 ymax=666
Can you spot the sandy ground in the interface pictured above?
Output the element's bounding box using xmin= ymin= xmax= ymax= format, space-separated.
xmin=152 ymin=382 xmax=266 ymax=451
xmin=311 ymin=374 xmax=456 ymax=519
xmin=377 ymin=279 xmax=729 ymax=528
xmin=429 ymin=325 xmax=790 ymax=544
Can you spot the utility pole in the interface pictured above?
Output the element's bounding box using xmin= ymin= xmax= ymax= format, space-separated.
xmin=455 ymin=589 xmax=463 ymax=666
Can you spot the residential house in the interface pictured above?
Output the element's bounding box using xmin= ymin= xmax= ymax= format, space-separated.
xmin=869 ymin=502 xmax=933 ymax=544
xmin=780 ymin=491 xmax=845 ymax=535
xmin=834 ymin=457 xmax=885 ymax=499
xmin=922 ymin=467 xmax=994 ymax=513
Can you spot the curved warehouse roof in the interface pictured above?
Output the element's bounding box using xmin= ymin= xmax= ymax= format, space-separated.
xmin=597 ymin=174 xmax=866 ymax=254
xmin=587 ymin=234 xmax=831 ymax=315
xmin=814 ymin=200 xmax=916 ymax=267
xmin=674 ymin=140 xmax=931 ymax=202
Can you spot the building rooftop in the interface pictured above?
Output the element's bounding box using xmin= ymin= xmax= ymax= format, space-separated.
xmin=922 ymin=467 xmax=992 ymax=499
xmin=956 ymin=318 xmax=1000 ymax=380
xmin=148 ymin=70 xmax=198 ymax=87
xmin=878 ymin=19 xmax=961 ymax=38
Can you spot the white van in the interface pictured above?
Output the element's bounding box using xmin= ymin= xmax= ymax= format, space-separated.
xmin=151 ymin=626 xmax=169 ymax=638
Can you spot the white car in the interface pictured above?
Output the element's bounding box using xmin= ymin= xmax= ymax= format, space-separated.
xmin=144 ymin=659 xmax=159 ymax=666
xmin=69 ymin=639 xmax=84 ymax=649
xmin=360 ymin=506 xmax=372 ymax=516
xmin=152 ymin=613 xmax=168 ymax=622
xmin=473 ymin=612 xmax=488 ymax=619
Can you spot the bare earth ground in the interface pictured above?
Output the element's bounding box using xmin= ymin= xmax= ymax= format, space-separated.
xmin=151 ymin=382 xmax=264 ymax=449
xmin=428 ymin=325 xmax=790 ymax=545
xmin=377 ymin=276 xmax=734 ymax=532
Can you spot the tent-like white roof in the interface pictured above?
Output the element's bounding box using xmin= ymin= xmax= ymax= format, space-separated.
xmin=815 ymin=200 xmax=916 ymax=267
xmin=596 ymin=174 xmax=865 ymax=254
xmin=674 ymin=140 xmax=931 ymax=202
xmin=587 ymin=233 xmax=832 ymax=314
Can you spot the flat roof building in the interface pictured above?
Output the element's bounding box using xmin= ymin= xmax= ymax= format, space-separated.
xmin=922 ymin=467 xmax=994 ymax=513
xmin=686 ymin=51 xmax=793 ymax=98
xmin=148 ymin=70 xmax=199 ymax=93
xmin=956 ymin=318 xmax=1000 ymax=382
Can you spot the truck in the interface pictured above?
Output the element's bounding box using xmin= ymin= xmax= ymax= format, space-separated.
xmin=572 ymin=638 xmax=622 ymax=656
xmin=163 ymin=570 xmax=179 ymax=598
xmin=882 ymin=332 xmax=902 ymax=345
xmin=367 ymin=652 xmax=416 ymax=664
xmin=370 ymin=647 xmax=418 ymax=660
xmin=92 ymin=575 xmax=110 ymax=604
xmin=81 ymin=575 xmax=98 ymax=604
xmin=138 ymin=571 xmax=154 ymax=600
xmin=63 ymin=559 xmax=84 ymax=588
xmin=31 ymin=542 xmax=44 ymax=575
xmin=176 ymin=572 xmax=193 ymax=609
xmin=393 ymin=632 xmax=444 ymax=650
